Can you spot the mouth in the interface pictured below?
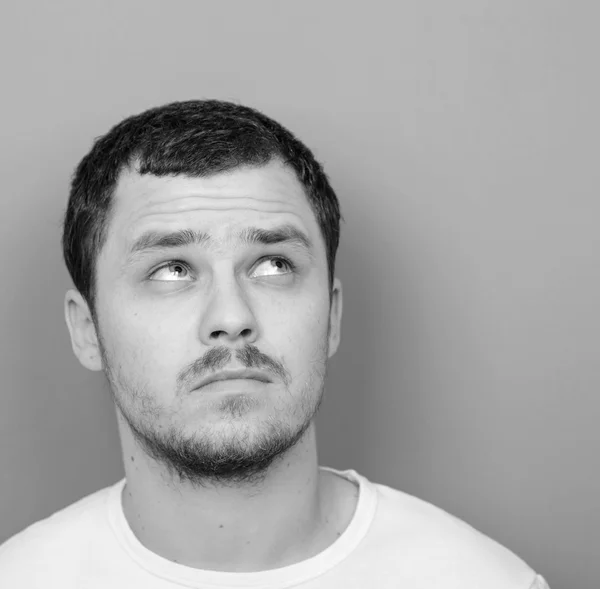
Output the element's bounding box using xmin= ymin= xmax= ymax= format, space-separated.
xmin=195 ymin=369 xmax=272 ymax=391
xmin=196 ymin=377 xmax=272 ymax=394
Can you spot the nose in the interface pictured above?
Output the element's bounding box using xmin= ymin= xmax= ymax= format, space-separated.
xmin=198 ymin=274 xmax=259 ymax=346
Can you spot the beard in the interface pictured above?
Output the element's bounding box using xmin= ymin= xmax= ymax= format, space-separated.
xmin=97 ymin=332 xmax=329 ymax=490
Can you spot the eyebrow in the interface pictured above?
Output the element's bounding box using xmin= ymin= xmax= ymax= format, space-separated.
xmin=126 ymin=223 xmax=315 ymax=262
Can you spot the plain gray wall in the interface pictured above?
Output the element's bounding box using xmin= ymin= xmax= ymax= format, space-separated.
xmin=0 ymin=2 xmax=597 ymax=587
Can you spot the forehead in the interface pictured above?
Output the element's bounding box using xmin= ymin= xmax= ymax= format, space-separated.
xmin=106 ymin=160 xmax=321 ymax=254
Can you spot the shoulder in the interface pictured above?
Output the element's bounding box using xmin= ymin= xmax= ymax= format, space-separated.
xmin=367 ymin=478 xmax=544 ymax=588
xmin=0 ymin=481 xmax=121 ymax=585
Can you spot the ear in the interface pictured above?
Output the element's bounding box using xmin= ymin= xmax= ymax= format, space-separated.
xmin=327 ymin=277 xmax=343 ymax=358
xmin=64 ymin=289 xmax=103 ymax=371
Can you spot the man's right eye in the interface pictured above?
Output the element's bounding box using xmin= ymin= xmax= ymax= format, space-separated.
xmin=149 ymin=262 xmax=193 ymax=282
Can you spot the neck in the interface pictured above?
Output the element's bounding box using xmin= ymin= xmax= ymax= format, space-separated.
xmin=118 ymin=418 xmax=329 ymax=572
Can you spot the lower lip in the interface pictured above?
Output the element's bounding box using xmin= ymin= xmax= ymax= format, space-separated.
xmin=198 ymin=378 xmax=271 ymax=393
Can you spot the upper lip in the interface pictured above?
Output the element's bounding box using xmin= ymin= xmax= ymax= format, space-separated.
xmin=195 ymin=369 xmax=272 ymax=389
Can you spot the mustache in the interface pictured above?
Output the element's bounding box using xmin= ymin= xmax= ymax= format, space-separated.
xmin=177 ymin=344 xmax=289 ymax=389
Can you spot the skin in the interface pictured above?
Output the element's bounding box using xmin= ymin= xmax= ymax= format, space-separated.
xmin=64 ymin=159 xmax=356 ymax=572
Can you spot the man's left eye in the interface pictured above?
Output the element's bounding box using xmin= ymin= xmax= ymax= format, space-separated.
xmin=252 ymin=257 xmax=295 ymax=277
xmin=149 ymin=262 xmax=192 ymax=281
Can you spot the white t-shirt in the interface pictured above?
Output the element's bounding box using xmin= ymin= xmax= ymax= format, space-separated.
xmin=0 ymin=466 xmax=549 ymax=588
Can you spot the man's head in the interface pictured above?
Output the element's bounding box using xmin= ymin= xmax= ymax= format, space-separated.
xmin=62 ymin=100 xmax=343 ymax=487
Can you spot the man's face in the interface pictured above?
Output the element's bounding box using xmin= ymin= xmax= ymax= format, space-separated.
xmin=89 ymin=159 xmax=341 ymax=485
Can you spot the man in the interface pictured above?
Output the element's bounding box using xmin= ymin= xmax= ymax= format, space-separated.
xmin=0 ymin=100 xmax=549 ymax=588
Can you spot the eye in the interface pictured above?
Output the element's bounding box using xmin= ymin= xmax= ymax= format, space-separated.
xmin=252 ymin=256 xmax=295 ymax=278
xmin=149 ymin=262 xmax=192 ymax=282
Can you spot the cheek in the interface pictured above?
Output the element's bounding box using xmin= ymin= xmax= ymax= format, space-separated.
xmin=97 ymin=295 xmax=186 ymax=384
xmin=274 ymin=301 xmax=330 ymax=365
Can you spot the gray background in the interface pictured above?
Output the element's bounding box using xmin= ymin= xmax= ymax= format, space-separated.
xmin=0 ymin=2 xmax=597 ymax=587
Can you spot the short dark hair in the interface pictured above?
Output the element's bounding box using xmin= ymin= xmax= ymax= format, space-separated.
xmin=62 ymin=99 xmax=343 ymax=318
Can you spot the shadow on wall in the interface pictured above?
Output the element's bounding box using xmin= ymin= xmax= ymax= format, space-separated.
xmin=315 ymin=205 xmax=427 ymax=480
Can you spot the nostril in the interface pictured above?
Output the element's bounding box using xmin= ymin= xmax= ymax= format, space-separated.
xmin=210 ymin=328 xmax=252 ymax=340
